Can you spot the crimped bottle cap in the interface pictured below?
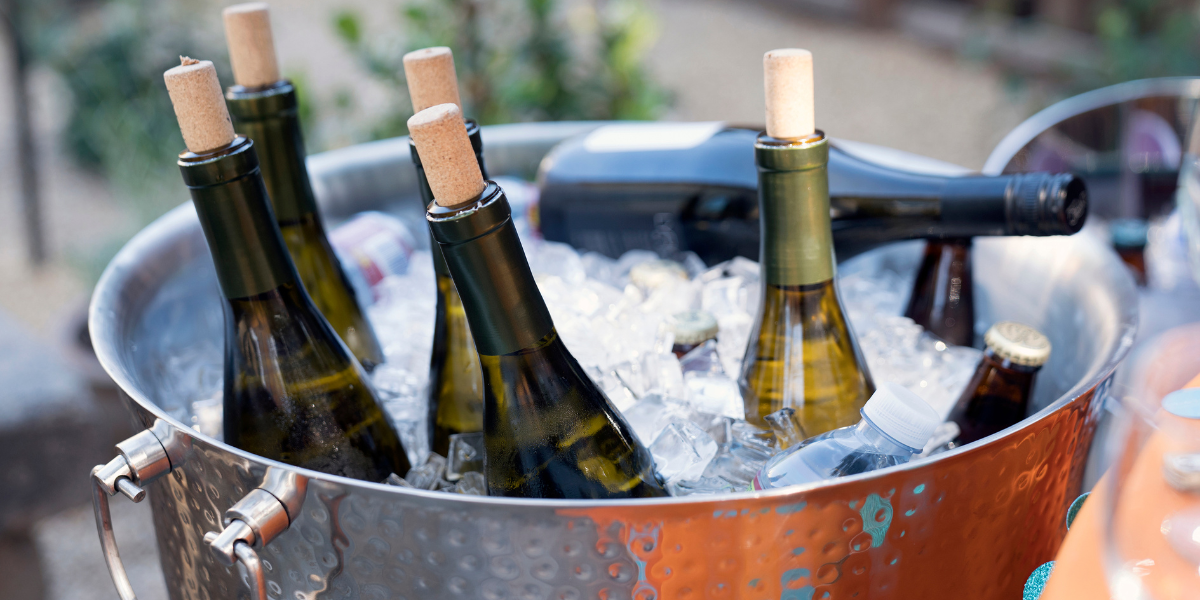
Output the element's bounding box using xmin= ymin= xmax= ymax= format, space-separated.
xmin=669 ymin=311 xmax=718 ymax=346
xmin=629 ymin=259 xmax=688 ymax=291
xmin=984 ymin=321 xmax=1051 ymax=367
xmin=861 ymin=382 xmax=941 ymax=451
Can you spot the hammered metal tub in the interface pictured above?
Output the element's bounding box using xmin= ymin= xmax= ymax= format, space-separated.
xmin=89 ymin=122 xmax=1137 ymax=600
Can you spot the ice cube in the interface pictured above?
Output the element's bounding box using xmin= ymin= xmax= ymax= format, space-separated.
xmin=405 ymin=453 xmax=447 ymax=490
xmin=764 ymin=407 xmax=806 ymax=449
xmin=620 ymin=393 xmax=696 ymax=445
xmin=683 ymin=372 xmax=743 ymax=419
xmin=642 ymin=352 xmax=686 ymax=399
xmin=667 ymin=476 xmax=737 ymax=496
xmin=454 ymin=472 xmax=487 ymax=495
xmin=649 ymin=421 xmax=719 ymax=484
xmin=581 ymin=252 xmax=620 ymax=286
xmin=918 ymin=421 xmax=961 ymax=458
xmin=679 ymin=340 xmax=723 ymax=375
xmin=385 ymin=473 xmax=413 ymax=487
xmin=528 ymin=241 xmax=586 ymax=285
xmin=446 ymin=432 xmax=485 ymax=481
xmin=189 ymin=394 xmax=223 ymax=440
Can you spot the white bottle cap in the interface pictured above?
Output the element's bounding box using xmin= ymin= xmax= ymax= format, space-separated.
xmin=861 ymin=382 xmax=941 ymax=450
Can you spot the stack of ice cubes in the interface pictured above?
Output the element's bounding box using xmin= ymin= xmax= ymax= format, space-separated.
xmin=366 ymin=234 xmax=982 ymax=497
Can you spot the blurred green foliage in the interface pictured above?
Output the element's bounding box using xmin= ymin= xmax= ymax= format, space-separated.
xmin=41 ymin=0 xmax=224 ymax=221
xmin=334 ymin=0 xmax=668 ymax=141
xmin=1084 ymin=0 xmax=1200 ymax=90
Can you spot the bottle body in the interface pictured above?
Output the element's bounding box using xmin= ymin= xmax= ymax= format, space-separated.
xmin=947 ymin=349 xmax=1039 ymax=444
xmin=739 ymin=133 xmax=874 ymax=435
xmin=427 ymin=183 xmax=666 ymax=498
xmin=428 ymin=271 xmax=484 ymax=454
xmin=227 ymin=82 xmax=385 ymax=370
xmin=904 ymin=238 xmax=974 ymax=346
xmin=182 ymin=137 xmax=410 ymax=481
xmin=411 ymin=120 xmax=488 ymax=456
xmin=753 ymin=419 xmax=917 ymax=489
xmin=536 ymin=126 xmax=1090 ymax=264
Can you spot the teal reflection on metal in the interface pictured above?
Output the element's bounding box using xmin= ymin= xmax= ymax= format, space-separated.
xmin=913 ymin=483 xmax=926 ymax=494
xmin=777 ymin=502 xmax=807 ymax=514
xmin=780 ymin=568 xmax=814 ymax=600
xmin=859 ymin=493 xmax=893 ymax=548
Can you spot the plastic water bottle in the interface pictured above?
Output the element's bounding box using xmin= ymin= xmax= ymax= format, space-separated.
xmin=752 ymin=382 xmax=941 ymax=489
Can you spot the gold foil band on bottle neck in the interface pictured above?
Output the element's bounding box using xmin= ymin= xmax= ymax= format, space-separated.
xmin=755 ymin=132 xmax=834 ymax=286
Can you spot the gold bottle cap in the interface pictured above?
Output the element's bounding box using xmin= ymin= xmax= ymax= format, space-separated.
xmin=669 ymin=310 xmax=718 ymax=346
xmin=629 ymin=259 xmax=688 ymax=291
xmin=984 ymin=321 xmax=1051 ymax=367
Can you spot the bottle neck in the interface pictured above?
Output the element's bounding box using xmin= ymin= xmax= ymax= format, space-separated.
xmin=226 ymin=82 xmax=319 ymax=225
xmin=853 ymin=417 xmax=918 ymax=455
xmin=756 ymin=132 xmax=834 ymax=286
xmin=411 ymin=119 xmax=487 ymax=278
xmin=427 ymin=183 xmax=554 ymax=355
xmin=981 ymin=348 xmax=1043 ymax=375
xmin=180 ymin=137 xmax=298 ymax=299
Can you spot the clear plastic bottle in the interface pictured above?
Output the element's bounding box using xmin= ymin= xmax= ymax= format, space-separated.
xmin=752 ymin=382 xmax=940 ymax=489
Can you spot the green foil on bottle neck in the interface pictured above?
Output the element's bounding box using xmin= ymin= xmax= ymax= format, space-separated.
xmin=756 ymin=133 xmax=833 ymax=286
xmin=180 ymin=137 xmax=297 ymax=299
xmin=226 ymin=82 xmax=317 ymax=224
xmin=427 ymin=183 xmax=554 ymax=356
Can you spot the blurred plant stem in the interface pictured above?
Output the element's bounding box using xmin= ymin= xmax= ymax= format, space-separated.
xmin=0 ymin=0 xmax=46 ymax=265
xmin=334 ymin=0 xmax=668 ymax=141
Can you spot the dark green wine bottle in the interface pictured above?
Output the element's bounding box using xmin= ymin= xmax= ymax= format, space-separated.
xmin=411 ymin=120 xmax=487 ymax=456
xmin=426 ymin=178 xmax=665 ymax=498
xmin=224 ymin=82 xmax=385 ymax=372
xmin=179 ymin=134 xmax=410 ymax=481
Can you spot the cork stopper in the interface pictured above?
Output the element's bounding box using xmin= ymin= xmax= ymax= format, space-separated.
xmin=164 ymin=57 xmax=236 ymax=153
xmin=408 ymin=103 xmax=485 ymax=207
xmin=763 ymin=49 xmax=815 ymax=140
xmin=223 ymin=3 xmax=281 ymax=88
xmin=403 ymin=47 xmax=462 ymax=113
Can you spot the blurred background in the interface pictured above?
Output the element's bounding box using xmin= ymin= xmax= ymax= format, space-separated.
xmin=0 ymin=0 xmax=1195 ymax=598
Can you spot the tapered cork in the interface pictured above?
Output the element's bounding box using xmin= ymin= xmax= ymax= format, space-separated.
xmin=164 ymin=58 xmax=236 ymax=153
xmin=223 ymin=3 xmax=281 ymax=88
xmin=403 ymin=47 xmax=462 ymax=112
xmin=764 ymin=49 xmax=815 ymax=140
xmin=408 ymin=104 xmax=485 ymax=207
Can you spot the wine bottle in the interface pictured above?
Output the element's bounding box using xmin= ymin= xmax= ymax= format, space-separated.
xmin=904 ymin=238 xmax=974 ymax=346
xmin=536 ymin=125 xmax=1088 ymax=264
xmin=739 ymin=49 xmax=875 ymax=435
xmin=222 ymin=4 xmax=385 ymax=370
xmin=164 ymin=58 xmax=410 ymax=481
xmin=411 ymin=103 xmax=666 ymax=498
xmin=947 ymin=321 xmax=1050 ymax=445
xmin=403 ymin=46 xmax=487 ymax=456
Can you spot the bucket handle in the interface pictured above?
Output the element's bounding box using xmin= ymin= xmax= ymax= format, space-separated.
xmin=203 ymin=468 xmax=308 ymax=600
xmin=90 ymin=421 xmax=185 ymax=600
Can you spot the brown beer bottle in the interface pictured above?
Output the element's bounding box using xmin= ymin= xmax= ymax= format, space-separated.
xmin=904 ymin=238 xmax=974 ymax=346
xmin=948 ymin=321 xmax=1050 ymax=445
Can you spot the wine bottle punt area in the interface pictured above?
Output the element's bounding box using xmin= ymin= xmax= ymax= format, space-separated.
xmin=410 ymin=103 xmax=666 ymax=499
xmin=222 ymin=3 xmax=385 ymax=371
xmin=403 ymin=46 xmax=487 ymax=456
xmin=739 ymin=49 xmax=875 ymax=436
xmin=164 ymin=57 xmax=410 ymax=482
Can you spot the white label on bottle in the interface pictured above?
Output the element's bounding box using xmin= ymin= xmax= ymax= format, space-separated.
xmin=583 ymin=122 xmax=725 ymax=153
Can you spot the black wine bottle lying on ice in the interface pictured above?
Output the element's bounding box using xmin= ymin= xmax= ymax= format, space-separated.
xmin=163 ymin=57 xmax=410 ymax=482
xmin=537 ymin=125 xmax=1088 ymax=263
xmin=409 ymin=102 xmax=666 ymax=499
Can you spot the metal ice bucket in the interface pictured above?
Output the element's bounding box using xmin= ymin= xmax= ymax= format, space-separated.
xmin=89 ymin=121 xmax=1137 ymax=600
